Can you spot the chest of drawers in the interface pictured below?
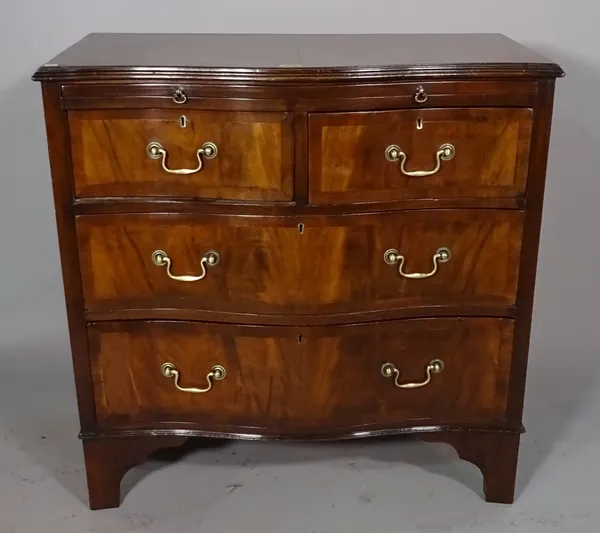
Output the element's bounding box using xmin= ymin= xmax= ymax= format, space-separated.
xmin=33 ymin=33 xmax=563 ymax=509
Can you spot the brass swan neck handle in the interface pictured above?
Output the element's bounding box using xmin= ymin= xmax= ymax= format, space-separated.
xmin=384 ymin=247 xmax=451 ymax=279
xmin=147 ymin=141 xmax=217 ymax=175
xmin=385 ymin=143 xmax=455 ymax=178
xmin=161 ymin=363 xmax=226 ymax=394
xmin=381 ymin=360 xmax=444 ymax=389
xmin=152 ymin=250 xmax=220 ymax=282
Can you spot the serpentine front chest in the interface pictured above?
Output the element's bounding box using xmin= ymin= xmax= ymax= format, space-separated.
xmin=33 ymin=33 xmax=563 ymax=509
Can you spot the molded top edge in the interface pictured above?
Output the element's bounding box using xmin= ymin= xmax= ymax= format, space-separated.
xmin=33 ymin=33 xmax=564 ymax=82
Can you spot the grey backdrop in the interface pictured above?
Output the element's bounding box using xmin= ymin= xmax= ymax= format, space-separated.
xmin=1 ymin=1 xmax=599 ymax=531
xmin=3 ymin=0 xmax=598 ymax=398
xmin=3 ymin=1 xmax=598 ymax=361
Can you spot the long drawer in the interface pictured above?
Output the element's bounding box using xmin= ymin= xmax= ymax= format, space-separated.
xmin=89 ymin=318 xmax=514 ymax=433
xmin=77 ymin=210 xmax=523 ymax=317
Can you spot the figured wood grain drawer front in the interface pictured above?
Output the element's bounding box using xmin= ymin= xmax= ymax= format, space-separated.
xmin=68 ymin=109 xmax=294 ymax=200
xmin=89 ymin=319 xmax=514 ymax=430
xmin=308 ymin=108 xmax=533 ymax=204
xmin=77 ymin=210 xmax=523 ymax=316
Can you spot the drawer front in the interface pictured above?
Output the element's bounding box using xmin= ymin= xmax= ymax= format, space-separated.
xmin=309 ymin=108 xmax=532 ymax=204
xmin=68 ymin=109 xmax=294 ymax=200
xmin=89 ymin=319 xmax=514 ymax=431
xmin=77 ymin=210 xmax=523 ymax=316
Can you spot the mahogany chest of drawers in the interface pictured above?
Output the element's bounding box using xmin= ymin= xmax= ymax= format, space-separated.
xmin=33 ymin=33 xmax=563 ymax=509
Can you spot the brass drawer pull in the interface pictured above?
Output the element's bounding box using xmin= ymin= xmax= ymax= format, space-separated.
xmin=147 ymin=141 xmax=218 ymax=175
xmin=385 ymin=143 xmax=455 ymax=177
xmin=152 ymin=249 xmax=219 ymax=282
xmin=161 ymin=362 xmax=226 ymax=393
xmin=384 ymin=247 xmax=450 ymax=279
xmin=414 ymin=85 xmax=428 ymax=103
xmin=172 ymin=87 xmax=187 ymax=104
xmin=381 ymin=360 xmax=444 ymax=389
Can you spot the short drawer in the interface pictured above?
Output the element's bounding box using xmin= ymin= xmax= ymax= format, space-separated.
xmin=89 ymin=318 xmax=514 ymax=432
xmin=77 ymin=210 xmax=523 ymax=317
xmin=308 ymin=108 xmax=532 ymax=204
xmin=68 ymin=109 xmax=294 ymax=200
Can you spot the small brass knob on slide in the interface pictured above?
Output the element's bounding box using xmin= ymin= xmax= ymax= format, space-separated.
xmin=172 ymin=87 xmax=187 ymax=104
xmin=414 ymin=85 xmax=428 ymax=103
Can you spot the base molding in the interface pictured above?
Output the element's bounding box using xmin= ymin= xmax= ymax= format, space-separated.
xmin=80 ymin=421 xmax=523 ymax=442
xmin=81 ymin=428 xmax=521 ymax=509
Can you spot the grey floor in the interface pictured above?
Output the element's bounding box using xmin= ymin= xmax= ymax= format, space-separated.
xmin=1 ymin=334 xmax=599 ymax=533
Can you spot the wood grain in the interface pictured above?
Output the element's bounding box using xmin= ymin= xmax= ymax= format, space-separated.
xmin=77 ymin=210 xmax=523 ymax=317
xmin=68 ymin=109 xmax=294 ymax=200
xmin=89 ymin=319 xmax=514 ymax=430
xmin=309 ymin=108 xmax=532 ymax=204
xmin=40 ymin=83 xmax=97 ymax=430
xmin=507 ymin=80 xmax=558 ymax=423
xmin=60 ymin=81 xmax=539 ymax=112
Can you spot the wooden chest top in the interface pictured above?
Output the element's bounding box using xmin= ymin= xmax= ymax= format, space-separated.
xmin=33 ymin=33 xmax=563 ymax=82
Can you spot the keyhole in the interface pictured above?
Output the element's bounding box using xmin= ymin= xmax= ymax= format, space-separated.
xmin=416 ymin=118 xmax=423 ymax=130
xmin=298 ymin=223 xmax=304 ymax=234
xmin=298 ymin=334 xmax=303 ymax=343
xmin=180 ymin=115 xmax=187 ymax=128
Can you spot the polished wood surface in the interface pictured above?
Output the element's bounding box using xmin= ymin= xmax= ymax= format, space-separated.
xmin=61 ymin=80 xmax=538 ymax=112
xmin=69 ymin=109 xmax=293 ymax=200
xmin=508 ymin=80 xmax=557 ymax=423
xmin=309 ymin=108 xmax=532 ymax=204
xmin=89 ymin=319 xmax=514 ymax=430
xmin=33 ymin=33 xmax=563 ymax=509
xmin=40 ymin=84 xmax=97 ymax=431
xmin=33 ymin=33 xmax=563 ymax=82
xmin=83 ymin=436 xmax=188 ymax=509
xmin=77 ymin=210 xmax=523 ymax=316
xmin=421 ymin=431 xmax=520 ymax=503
